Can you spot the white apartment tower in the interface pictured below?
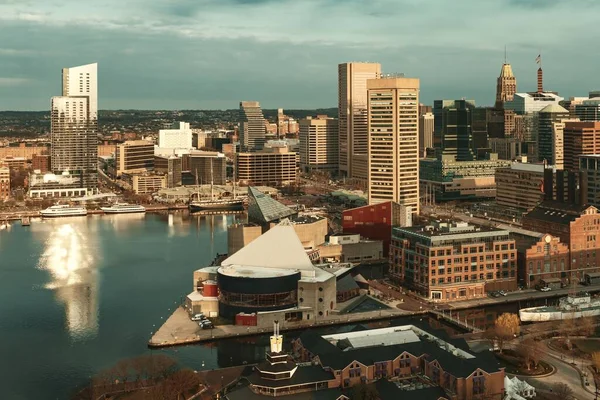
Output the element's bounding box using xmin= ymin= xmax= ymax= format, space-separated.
xmin=338 ymin=62 xmax=381 ymax=181
xmin=367 ymin=77 xmax=420 ymax=216
xmin=299 ymin=115 xmax=339 ymax=173
xmin=239 ymin=101 xmax=266 ymax=151
xmin=159 ymin=122 xmax=193 ymax=149
xmin=51 ymin=63 xmax=98 ymax=192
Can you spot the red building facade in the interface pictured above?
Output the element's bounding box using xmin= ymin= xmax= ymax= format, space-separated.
xmin=342 ymin=201 xmax=411 ymax=256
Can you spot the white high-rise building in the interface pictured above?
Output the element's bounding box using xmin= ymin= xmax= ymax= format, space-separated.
xmin=367 ymin=77 xmax=420 ymax=216
xmin=159 ymin=122 xmax=193 ymax=149
xmin=50 ymin=62 xmax=98 ymax=193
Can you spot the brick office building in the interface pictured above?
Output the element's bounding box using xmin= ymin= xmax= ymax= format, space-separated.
xmin=522 ymin=168 xmax=600 ymax=283
xmin=390 ymin=221 xmax=517 ymax=302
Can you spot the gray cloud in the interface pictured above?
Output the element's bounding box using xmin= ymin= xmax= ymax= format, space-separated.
xmin=0 ymin=0 xmax=598 ymax=110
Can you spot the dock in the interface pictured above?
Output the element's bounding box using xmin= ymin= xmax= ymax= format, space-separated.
xmin=148 ymin=306 xmax=417 ymax=348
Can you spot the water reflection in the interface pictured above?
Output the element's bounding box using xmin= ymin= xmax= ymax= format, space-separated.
xmin=33 ymin=219 xmax=99 ymax=341
xmin=103 ymin=213 xmax=145 ymax=233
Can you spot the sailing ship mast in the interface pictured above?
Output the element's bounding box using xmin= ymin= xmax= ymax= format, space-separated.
xmin=210 ymin=158 xmax=214 ymax=201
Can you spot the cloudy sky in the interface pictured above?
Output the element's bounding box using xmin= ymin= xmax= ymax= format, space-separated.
xmin=0 ymin=0 xmax=598 ymax=110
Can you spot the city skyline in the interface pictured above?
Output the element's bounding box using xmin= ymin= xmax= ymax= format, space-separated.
xmin=1 ymin=0 xmax=599 ymax=110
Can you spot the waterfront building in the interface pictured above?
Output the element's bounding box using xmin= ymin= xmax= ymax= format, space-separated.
xmin=495 ymin=159 xmax=552 ymax=211
xmin=342 ymin=201 xmax=412 ymax=256
xmin=129 ymin=174 xmax=166 ymax=194
xmin=563 ymin=121 xmax=600 ymax=171
xmin=32 ymin=154 xmax=51 ymax=173
xmin=299 ymin=115 xmax=339 ymax=174
xmin=505 ymin=92 xmax=564 ymax=115
xmin=367 ymin=76 xmax=420 ymax=217
xmin=154 ymin=154 xmax=182 ymax=188
xmin=236 ymin=148 xmax=297 ymax=186
xmin=419 ymin=112 xmax=434 ymax=157
xmin=338 ymin=62 xmax=381 ymax=181
xmin=187 ymin=151 xmax=227 ymax=185
xmin=239 ymin=101 xmax=266 ymax=152
xmin=247 ymin=186 xmax=297 ymax=227
xmin=0 ymin=166 xmax=9 ymax=199
xmin=292 ymin=325 xmax=505 ymax=399
xmin=214 ymin=219 xmax=337 ymax=320
xmin=115 ymin=140 xmax=154 ymax=177
xmin=158 ymin=122 xmax=193 ymax=149
xmin=537 ymin=104 xmax=569 ymax=165
xmin=518 ymin=233 xmax=570 ymax=289
xmin=522 ymin=169 xmax=600 ymax=282
xmin=51 ymin=63 xmax=98 ymax=194
xmin=390 ymin=221 xmax=517 ymax=301
xmin=28 ymin=172 xmax=89 ymax=198
xmin=495 ymin=62 xmax=517 ymax=109
xmin=523 ymin=202 xmax=600 ymax=283
xmin=419 ymin=154 xmax=511 ymax=202
xmin=575 ymin=98 xmax=600 ymax=121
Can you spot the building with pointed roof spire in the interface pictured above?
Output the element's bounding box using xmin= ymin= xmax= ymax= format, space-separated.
xmin=495 ymin=63 xmax=517 ymax=109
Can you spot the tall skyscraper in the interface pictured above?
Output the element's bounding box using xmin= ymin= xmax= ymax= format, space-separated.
xmin=433 ymin=100 xmax=476 ymax=161
xmin=299 ymin=115 xmax=339 ymax=173
xmin=239 ymin=101 xmax=266 ymax=152
xmin=338 ymin=62 xmax=381 ymax=181
xmin=367 ymin=76 xmax=420 ymax=216
xmin=495 ymin=62 xmax=517 ymax=109
xmin=51 ymin=63 xmax=98 ymax=193
xmin=537 ymin=104 xmax=569 ymax=165
xmin=419 ymin=112 xmax=434 ymax=157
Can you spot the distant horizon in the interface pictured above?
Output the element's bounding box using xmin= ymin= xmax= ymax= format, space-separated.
xmin=1 ymin=1 xmax=600 ymax=110
xmin=0 ymin=106 xmax=339 ymax=113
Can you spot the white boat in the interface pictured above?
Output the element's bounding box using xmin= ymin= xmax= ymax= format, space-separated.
xmin=519 ymin=292 xmax=600 ymax=322
xmin=40 ymin=205 xmax=88 ymax=218
xmin=100 ymin=203 xmax=146 ymax=214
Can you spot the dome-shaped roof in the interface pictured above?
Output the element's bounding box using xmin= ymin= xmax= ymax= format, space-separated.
xmin=540 ymin=104 xmax=568 ymax=113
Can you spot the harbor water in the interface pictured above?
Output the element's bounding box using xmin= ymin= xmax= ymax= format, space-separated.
xmin=0 ymin=212 xmax=552 ymax=399
xmin=0 ymin=213 xmax=240 ymax=399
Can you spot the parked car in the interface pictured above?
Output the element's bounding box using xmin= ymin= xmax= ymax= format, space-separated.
xmin=191 ymin=313 xmax=204 ymax=321
xmin=489 ymin=291 xmax=500 ymax=298
xmin=498 ymin=290 xmax=507 ymax=296
xmin=200 ymin=320 xmax=213 ymax=329
xmin=540 ymin=286 xmax=551 ymax=292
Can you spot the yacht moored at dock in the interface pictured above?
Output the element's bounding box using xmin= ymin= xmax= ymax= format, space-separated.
xmin=100 ymin=203 xmax=146 ymax=214
xmin=40 ymin=205 xmax=88 ymax=218
xmin=519 ymin=292 xmax=600 ymax=322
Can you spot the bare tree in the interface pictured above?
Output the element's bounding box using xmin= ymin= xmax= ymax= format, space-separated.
xmin=578 ymin=316 xmax=596 ymax=337
xmin=559 ymin=318 xmax=576 ymax=350
xmin=516 ymin=339 xmax=544 ymax=370
xmin=592 ymin=352 xmax=600 ymax=372
xmin=552 ymin=382 xmax=574 ymax=400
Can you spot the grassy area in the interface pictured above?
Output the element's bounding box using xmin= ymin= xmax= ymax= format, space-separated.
xmin=572 ymin=339 xmax=600 ymax=355
xmin=495 ymin=349 xmax=553 ymax=376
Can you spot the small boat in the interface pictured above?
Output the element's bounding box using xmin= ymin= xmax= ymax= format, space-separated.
xmin=519 ymin=292 xmax=600 ymax=322
xmin=100 ymin=203 xmax=146 ymax=214
xmin=40 ymin=205 xmax=88 ymax=218
xmin=21 ymin=217 xmax=31 ymax=226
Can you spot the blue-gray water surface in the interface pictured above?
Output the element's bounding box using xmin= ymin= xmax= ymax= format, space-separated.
xmin=0 ymin=212 xmax=242 ymax=399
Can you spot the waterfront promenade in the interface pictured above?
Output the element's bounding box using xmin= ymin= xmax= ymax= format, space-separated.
xmin=0 ymin=204 xmax=188 ymax=221
xmin=149 ymin=306 xmax=416 ymax=348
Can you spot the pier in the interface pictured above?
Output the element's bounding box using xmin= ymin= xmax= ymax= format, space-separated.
xmin=148 ymin=306 xmax=417 ymax=348
xmin=430 ymin=309 xmax=483 ymax=333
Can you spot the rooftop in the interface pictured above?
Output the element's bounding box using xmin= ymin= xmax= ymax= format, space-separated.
xmin=524 ymin=201 xmax=596 ymax=225
xmin=299 ymin=324 xmax=501 ymax=378
xmin=222 ymin=219 xmax=320 ymax=278
xmin=394 ymin=221 xmax=509 ymax=240
xmin=248 ymin=186 xmax=297 ymax=224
